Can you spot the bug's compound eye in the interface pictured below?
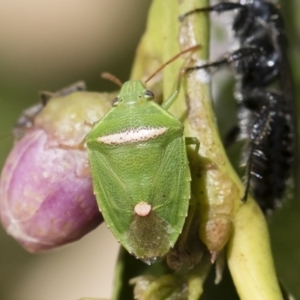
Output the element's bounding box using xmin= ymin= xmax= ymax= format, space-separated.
xmin=111 ymin=97 xmax=119 ymax=106
xmin=144 ymin=90 xmax=154 ymax=100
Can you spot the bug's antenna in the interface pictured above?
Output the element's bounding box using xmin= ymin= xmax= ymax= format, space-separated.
xmin=144 ymin=44 xmax=201 ymax=85
xmin=101 ymin=72 xmax=123 ymax=87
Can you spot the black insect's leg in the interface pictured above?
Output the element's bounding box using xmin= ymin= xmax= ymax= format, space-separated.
xmin=179 ymin=2 xmax=244 ymax=21
xmin=185 ymin=47 xmax=262 ymax=74
xmin=240 ymin=89 xmax=277 ymax=203
xmin=185 ymin=58 xmax=227 ymax=73
xmin=242 ymin=105 xmax=271 ymax=202
xmin=248 ymin=94 xmax=294 ymax=211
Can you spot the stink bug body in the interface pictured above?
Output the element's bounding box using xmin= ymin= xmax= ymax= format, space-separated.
xmin=86 ymin=47 xmax=199 ymax=264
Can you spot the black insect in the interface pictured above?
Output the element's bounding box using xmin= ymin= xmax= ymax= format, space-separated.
xmin=180 ymin=0 xmax=296 ymax=213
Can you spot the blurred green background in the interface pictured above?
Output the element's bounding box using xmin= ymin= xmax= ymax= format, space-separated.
xmin=0 ymin=0 xmax=299 ymax=299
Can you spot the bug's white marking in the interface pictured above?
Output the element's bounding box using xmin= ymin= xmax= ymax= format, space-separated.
xmin=134 ymin=202 xmax=152 ymax=217
xmin=97 ymin=127 xmax=167 ymax=145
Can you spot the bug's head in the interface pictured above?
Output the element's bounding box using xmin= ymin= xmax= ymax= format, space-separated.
xmin=112 ymin=80 xmax=154 ymax=107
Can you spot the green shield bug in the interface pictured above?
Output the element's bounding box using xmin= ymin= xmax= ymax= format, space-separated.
xmin=86 ymin=46 xmax=200 ymax=264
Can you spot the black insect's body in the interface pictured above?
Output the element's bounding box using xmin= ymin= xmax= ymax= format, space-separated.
xmin=181 ymin=0 xmax=296 ymax=213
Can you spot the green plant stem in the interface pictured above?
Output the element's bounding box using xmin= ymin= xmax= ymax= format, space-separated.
xmin=130 ymin=0 xmax=283 ymax=299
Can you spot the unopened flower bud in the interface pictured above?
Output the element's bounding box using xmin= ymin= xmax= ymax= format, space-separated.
xmin=0 ymin=89 xmax=112 ymax=252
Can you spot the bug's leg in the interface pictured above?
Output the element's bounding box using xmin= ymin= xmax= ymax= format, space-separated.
xmin=161 ymin=67 xmax=186 ymax=110
xmin=57 ymin=123 xmax=92 ymax=151
xmin=149 ymin=45 xmax=200 ymax=110
xmin=58 ymin=140 xmax=86 ymax=151
xmin=179 ymin=2 xmax=244 ymax=21
xmin=167 ymin=194 xmax=203 ymax=271
xmin=161 ymin=88 xmax=180 ymax=110
xmin=58 ymin=119 xmax=93 ymax=151
xmin=185 ymin=137 xmax=200 ymax=165
xmin=176 ymin=194 xmax=197 ymax=253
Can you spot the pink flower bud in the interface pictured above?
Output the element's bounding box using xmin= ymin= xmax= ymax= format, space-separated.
xmin=0 ymin=90 xmax=112 ymax=252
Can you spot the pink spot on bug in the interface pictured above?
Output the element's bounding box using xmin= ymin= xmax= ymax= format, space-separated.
xmin=134 ymin=202 xmax=152 ymax=217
